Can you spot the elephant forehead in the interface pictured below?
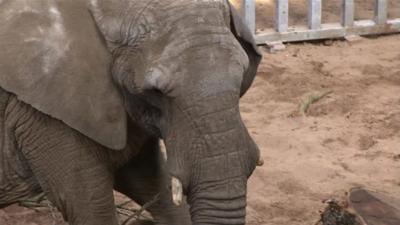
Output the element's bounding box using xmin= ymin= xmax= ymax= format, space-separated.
xmin=169 ymin=0 xmax=227 ymax=27
xmin=143 ymin=0 xmax=244 ymax=67
xmin=139 ymin=0 xmax=230 ymax=39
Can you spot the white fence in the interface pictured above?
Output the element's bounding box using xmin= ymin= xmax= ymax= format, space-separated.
xmin=240 ymin=0 xmax=400 ymax=44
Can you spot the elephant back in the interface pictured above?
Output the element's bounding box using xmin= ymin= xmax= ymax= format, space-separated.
xmin=0 ymin=0 xmax=127 ymax=150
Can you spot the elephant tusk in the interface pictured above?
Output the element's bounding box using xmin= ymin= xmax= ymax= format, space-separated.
xmin=257 ymin=158 xmax=264 ymax=167
xmin=171 ymin=177 xmax=183 ymax=206
xmin=159 ymin=140 xmax=167 ymax=161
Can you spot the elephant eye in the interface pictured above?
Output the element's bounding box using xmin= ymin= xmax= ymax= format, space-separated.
xmin=124 ymin=89 xmax=168 ymax=138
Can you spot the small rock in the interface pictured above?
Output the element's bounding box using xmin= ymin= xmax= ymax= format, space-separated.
xmin=265 ymin=41 xmax=286 ymax=54
xmin=323 ymin=39 xmax=334 ymax=46
xmin=344 ymin=35 xmax=364 ymax=43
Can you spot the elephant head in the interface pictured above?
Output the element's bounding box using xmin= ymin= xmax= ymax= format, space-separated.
xmin=0 ymin=0 xmax=261 ymax=224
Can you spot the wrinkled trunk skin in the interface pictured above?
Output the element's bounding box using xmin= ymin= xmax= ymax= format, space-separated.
xmin=189 ymin=178 xmax=248 ymax=225
xmin=163 ymin=90 xmax=259 ymax=225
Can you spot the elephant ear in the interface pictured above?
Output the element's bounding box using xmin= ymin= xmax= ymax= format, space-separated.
xmin=0 ymin=1 xmax=127 ymax=150
xmin=228 ymin=2 xmax=262 ymax=97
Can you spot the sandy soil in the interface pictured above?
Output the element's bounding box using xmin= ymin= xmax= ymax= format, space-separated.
xmin=244 ymin=34 xmax=400 ymax=225
xmin=1 ymin=1 xmax=400 ymax=225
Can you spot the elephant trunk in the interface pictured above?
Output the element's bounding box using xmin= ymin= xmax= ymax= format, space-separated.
xmin=188 ymin=177 xmax=247 ymax=225
xmin=163 ymin=90 xmax=259 ymax=225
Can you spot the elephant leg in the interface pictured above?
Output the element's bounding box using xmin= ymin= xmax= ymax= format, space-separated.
xmin=114 ymin=137 xmax=191 ymax=225
xmin=12 ymin=101 xmax=118 ymax=225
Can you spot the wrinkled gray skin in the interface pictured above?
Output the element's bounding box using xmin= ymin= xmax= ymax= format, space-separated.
xmin=0 ymin=0 xmax=261 ymax=224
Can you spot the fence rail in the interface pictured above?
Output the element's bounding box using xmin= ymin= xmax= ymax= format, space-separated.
xmin=240 ymin=0 xmax=400 ymax=44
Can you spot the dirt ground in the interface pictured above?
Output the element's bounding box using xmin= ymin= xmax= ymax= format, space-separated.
xmin=244 ymin=34 xmax=400 ymax=225
xmin=1 ymin=1 xmax=400 ymax=225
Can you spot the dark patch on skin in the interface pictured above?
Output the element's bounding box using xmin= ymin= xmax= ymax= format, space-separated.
xmin=123 ymin=88 xmax=168 ymax=138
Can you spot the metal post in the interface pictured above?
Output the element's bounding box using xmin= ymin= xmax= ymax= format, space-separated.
xmin=375 ymin=0 xmax=388 ymax=25
xmin=308 ymin=0 xmax=322 ymax=30
xmin=275 ymin=0 xmax=289 ymax=32
xmin=241 ymin=0 xmax=256 ymax=34
xmin=342 ymin=0 xmax=354 ymax=27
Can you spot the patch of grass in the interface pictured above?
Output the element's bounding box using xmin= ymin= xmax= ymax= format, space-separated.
xmin=300 ymin=90 xmax=333 ymax=116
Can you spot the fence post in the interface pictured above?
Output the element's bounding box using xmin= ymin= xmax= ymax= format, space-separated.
xmin=375 ymin=0 xmax=388 ymax=25
xmin=308 ymin=0 xmax=322 ymax=29
xmin=342 ymin=0 xmax=354 ymax=27
xmin=241 ymin=0 xmax=256 ymax=34
xmin=275 ymin=0 xmax=289 ymax=32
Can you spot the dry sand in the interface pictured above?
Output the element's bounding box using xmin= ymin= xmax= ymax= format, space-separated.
xmin=1 ymin=1 xmax=400 ymax=225
xmin=245 ymin=34 xmax=400 ymax=225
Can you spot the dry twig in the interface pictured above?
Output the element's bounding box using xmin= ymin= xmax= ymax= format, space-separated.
xmin=121 ymin=193 xmax=160 ymax=225
xmin=19 ymin=192 xmax=160 ymax=225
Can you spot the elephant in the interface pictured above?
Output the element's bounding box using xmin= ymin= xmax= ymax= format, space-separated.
xmin=0 ymin=0 xmax=262 ymax=224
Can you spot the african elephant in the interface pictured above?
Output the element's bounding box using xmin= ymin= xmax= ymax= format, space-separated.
xmin=0 ymin=0 xmax=262 ymax=224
